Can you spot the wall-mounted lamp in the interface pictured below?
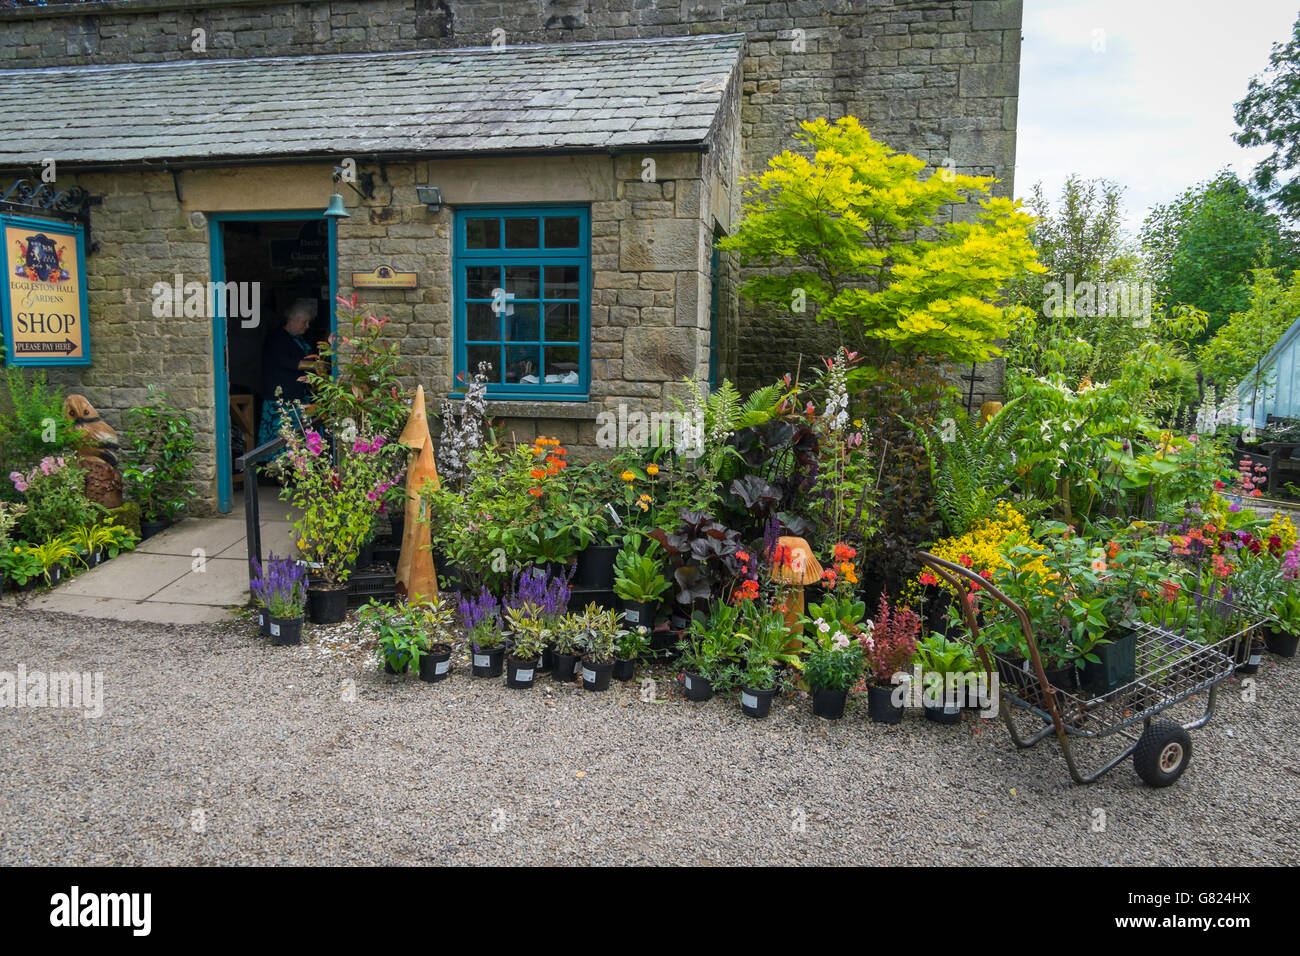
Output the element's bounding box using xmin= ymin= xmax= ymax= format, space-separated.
xmin=416 ymin=185 xmax=443 ymax=214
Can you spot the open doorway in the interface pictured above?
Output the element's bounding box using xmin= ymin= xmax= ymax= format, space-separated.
xmin=210 ymin=212 xmax=335 ymax=513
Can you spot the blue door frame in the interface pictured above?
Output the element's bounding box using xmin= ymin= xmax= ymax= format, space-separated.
xmin=208 ymin=211 xmax=337 ymax=514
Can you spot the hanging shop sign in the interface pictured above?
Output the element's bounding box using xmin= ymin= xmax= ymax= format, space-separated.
xmin=352 ymin=264 xmax=418 ymax=289
xmin=0 ymin=213 xmax=91 ymax=366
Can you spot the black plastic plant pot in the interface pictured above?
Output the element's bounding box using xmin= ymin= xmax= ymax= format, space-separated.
xmin=140 ymin=519 xmax=170 ymax=541
xmin=740 ymin=686 xmax=776 ymax=719
xmin=256 ymin=608 xmax=271 ymax=637
xmin=1081 ymin=629 xmax=1137 ymax=696
xmin=308 ymin=586 xmax=348 ymax=625
xmin=574 ymin=544 xmax=619 ymax=590
xmin=507 ymin=656 xmax=537 ymax=689
xmin=867 ymin=683 xmax=904 ymax=724
xmin=619 ymin=599 xmax=657 ymax=629
xmin=389 ymin=513 xmax=405 ymax=543
xmin=420 ymin=646 xmax=453 ymax=683
xmin=552 ymin=652 xmax=581 ymax=683
xmin=923 ymin=699 xmax=962 ymax=724
xmin=268 ymin=615 xmax=303 ymax=646
xmin=1043 ymin=664 xmax=1078 ymax=691
xmin=1235 ymin=639 xmax=1264 ymax=675
xmin=612 ymin=658 xmax=636 ymax=682
xmin=1264 ymin=627 xmax=1300 ymax=658
xmin=582 ymin=659 xmax=614 ymax=692
xmin=471 ymin=645 xmax=506 ymax=678
xmin=355 ymin=540 xmax=376 ymax=571
xmin=682 ymin=671 xmax=713 ymax=702
xmin=537 ymin=646 xmax=555 ymax=672
xmin=812 ymin=688 xmax=848 ymax=720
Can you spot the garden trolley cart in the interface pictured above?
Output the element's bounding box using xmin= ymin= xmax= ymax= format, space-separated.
xmin=916 ymin=552 xmax=1262 ymax=787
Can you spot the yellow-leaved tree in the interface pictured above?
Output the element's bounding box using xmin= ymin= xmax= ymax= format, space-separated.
xmin=718 ymin=116 xmax=1045 ymax=364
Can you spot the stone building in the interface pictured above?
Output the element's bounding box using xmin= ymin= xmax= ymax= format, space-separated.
xmin=0 ymin=0 xmax=1022 ymax=514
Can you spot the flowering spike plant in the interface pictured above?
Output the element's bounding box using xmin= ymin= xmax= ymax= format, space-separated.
xmin=859 ymin=594 xmax=920 ymax=686
xmin=459 ymin=586 xmax=503 ymax=650
xmin=249 ymin=553 xmax=307 ymax=619
xmin=506 ymin=563 xmax=573 ymax=621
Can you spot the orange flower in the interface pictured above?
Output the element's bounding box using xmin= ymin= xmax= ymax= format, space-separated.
xmin=645 ymin=463 xmax=658 ymax=476
xmin=530 ymin=468 xmax=546 ymax=480
xmin=528 ymin=487 xmax=543 ymax=497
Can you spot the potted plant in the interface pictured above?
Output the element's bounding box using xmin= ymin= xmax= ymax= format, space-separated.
xmin=551 ymin=611 xmax=586 ymax=683
xmin=1266 ymin=574 xmax=1300 ymax=657
xmin=121 ymin=386 xmax=196 ymax=537
xmin=0 ymin=544 xmax=42 ymax=592
xmin=505 ymin=564 xmax=571 ymax=670
xmin=612 ymin=534 xmax=671 ymax=628
xmin=912 ymin=632 xmax=977 ymax=723
xmin=0 ymin=502 xmax=21 ymax=599
xmin=249 ymin=554 xmax=308 ymax=645
xmin=66 ymin=523 xmax=118 ymax=569
xmin=676 ymin=600 xmax=744 ymax=702
xmin=504 ymin=606 xmax=549 ymax=689
xmin=858 ymin=594 xmax=921 ymax=724
xmin=27 ymin=536 xmax=76 ymax=586
xmin=737 ymin=603 xmax=796 ymax=719
xmin=459 ymin=587 xmax=506 ymax=678
xmin=577 ymin=603 xmax=624 ymax=692
xmin=359 ymin=596 xmax=454 ymax=677
xmin=650 ymin=509 xmax=745 ymax=623
xmin=613 ymin=625 xmax=651 ymax=682
xmin=274 ymin=407 xmax=400 ymax=625
xmin=101 ymin=523 xmax=139 ymax=561
xmin=803 ymin=623 xmax=862 ymax=719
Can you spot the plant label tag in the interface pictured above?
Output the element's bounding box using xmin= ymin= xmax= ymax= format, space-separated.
xmin=1249 ymin=654 xmax=1262 ymax=666
xmin=944 ymin=703 xmax=958 ymax=715
xmin=516 ymin=669 xmax=534 ymax=682
xmin=573 ymin=660 xmax=582 ymax=675
xmin=625 ymin=608 xmax=640 ymax=624
xmin=582 ymin=668 xmax=596 ymax=683
xmin=742 ymin=692 xmax=758 ymax=709
xmin=473 ymin=654 xmax=490 ymax=668
xmin=435 ymin=660 xmax=450 ymax=675
xmin=270 ymin=623 xmax=280 ymax=637
xmin=606 ymin=503 xmax=622 ymax=526
xmin=684 ymin=675 xmax=693 ymax=690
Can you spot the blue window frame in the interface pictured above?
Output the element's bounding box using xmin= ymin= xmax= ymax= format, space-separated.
xmin=708 ymin=239 xmax=720 ymax=389
xmin=454 ymin=205 xmax=590 ymax=399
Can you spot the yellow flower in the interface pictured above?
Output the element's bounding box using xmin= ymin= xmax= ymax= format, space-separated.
xmin=620 ymin=470 xmax=635 ymax=482
xmin=646 ymin=464 xmax=659 ymax=476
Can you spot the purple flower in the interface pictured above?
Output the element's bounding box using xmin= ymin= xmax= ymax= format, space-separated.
xmin=506 ymin=565 xmax=572 ymax=619
xmin=305 ymin=431 xmax=324 ymax=456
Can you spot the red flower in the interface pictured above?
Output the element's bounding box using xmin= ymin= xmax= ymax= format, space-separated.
xmin=918 ymin=572 xmax=938 ymax=586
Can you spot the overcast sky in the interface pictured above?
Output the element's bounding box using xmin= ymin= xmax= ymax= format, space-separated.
xmin=1016 ymin=0 xmax=1299 ymax=235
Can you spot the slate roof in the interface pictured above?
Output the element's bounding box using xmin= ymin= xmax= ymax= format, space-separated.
xmin=0 ymin=34 xmax=743 ymax=168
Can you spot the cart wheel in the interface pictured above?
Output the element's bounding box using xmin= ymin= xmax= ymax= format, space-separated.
xmin=1134 ymin=721 xmax=1192 ymax=787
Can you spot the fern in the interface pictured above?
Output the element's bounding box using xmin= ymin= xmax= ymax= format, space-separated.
xmin=912 ymin=399 xmax=1025 ymax=535
xmin=736 ymin=383 xmax=784 ymax=428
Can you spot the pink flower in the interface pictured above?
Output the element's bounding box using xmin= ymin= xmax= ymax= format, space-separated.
xmin=9 ymin=471 xmax=27 ymax=492
xmin=305 ymin=431 xmax=323 ymax=456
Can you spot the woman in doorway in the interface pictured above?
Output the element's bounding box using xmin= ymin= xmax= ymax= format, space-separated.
xmin=256 ymin=299 xmax=321 ymax=448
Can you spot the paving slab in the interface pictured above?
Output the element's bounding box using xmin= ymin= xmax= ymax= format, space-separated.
xmin=216 ymin=522 xmax=298 ymax=560
xmin=145 ymin=557 xmax=250 ymax=606
xmin=134 ymin=517 xmax=248 ymax=557
xmin=22 ymin=593 xmax=233 ymax=624
xmin=48 ymin=553 xmax=186 ymax=601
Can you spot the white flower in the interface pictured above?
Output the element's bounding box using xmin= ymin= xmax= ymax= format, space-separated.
xmin=816 ymin=619 xmax=830 ymax=633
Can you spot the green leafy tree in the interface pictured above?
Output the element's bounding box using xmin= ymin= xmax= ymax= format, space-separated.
xmin=1234 ymin=14 xmax=1300 ymax=221
xmin=1199 ymin=266 xmax=1300 ymax=391
xmin=1141 ymin=170 xmax=1298 ymax=342
xmin=719 ymin=116 xmax=1044 ymax=365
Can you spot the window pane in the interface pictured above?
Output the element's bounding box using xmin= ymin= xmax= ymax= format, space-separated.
xmin=504 ymin=265 xmax=540 ymax=299
xmin=506 ymin=302 xmax=540 ymax=341
xmin=465 ymin=218 xmax=499 ymax=250
xmin=504 ymin=217 xmax=540 ymax=248
xmin=505 ymin=344 xmax=540 ymax=385
xmin=544 ymin=302 xmax=580 ymax=342
xmin=544 ymin=265 xmax=580 ymax=299
xmin=466 ymin=265 xmax=498 ymax=300
xmin=544 ymin=345 xmax=581 ymax=384
xmin=467 ymin=346 xmax=501 ymax=383
xmin=466 ymin=302 xmax=499 ymax=341
xmin=544 ymin=217 xmax=580 ymax=248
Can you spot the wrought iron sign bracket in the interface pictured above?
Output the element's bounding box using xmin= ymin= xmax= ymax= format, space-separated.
xmin=0 ymin=179 xmax=102 ymax=254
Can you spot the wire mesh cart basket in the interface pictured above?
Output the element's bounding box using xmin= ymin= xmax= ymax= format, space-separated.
xmin=917 ymin=552 xmax=1263 ymax=787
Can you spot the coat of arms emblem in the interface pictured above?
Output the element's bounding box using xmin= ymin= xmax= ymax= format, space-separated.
xmin=13 ymin=233 xmax=70 ymax=283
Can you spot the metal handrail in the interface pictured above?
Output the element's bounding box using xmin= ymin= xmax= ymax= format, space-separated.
xmin=235 ymin=436 xmax=286 ymax=588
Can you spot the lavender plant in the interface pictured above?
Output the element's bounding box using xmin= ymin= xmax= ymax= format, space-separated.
xmin=250 ymin=554 xmax=307 ymax=619
xmin=505 ymin=564 xmax=573 ymax=621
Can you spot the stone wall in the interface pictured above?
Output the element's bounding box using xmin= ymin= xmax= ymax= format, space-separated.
xmin=2 ymin=0 xmax=1023 ymax=393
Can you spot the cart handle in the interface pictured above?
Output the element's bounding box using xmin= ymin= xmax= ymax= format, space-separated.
xmin=915 ymin=551 xmax=1066 ymax=725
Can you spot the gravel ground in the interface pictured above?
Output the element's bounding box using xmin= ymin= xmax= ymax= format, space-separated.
xmin=1 ymin=608 xmax=1298 ymax=866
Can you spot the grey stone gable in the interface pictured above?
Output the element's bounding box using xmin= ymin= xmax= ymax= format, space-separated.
xmin=0 ymin=33 xmax=744 ymax=168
